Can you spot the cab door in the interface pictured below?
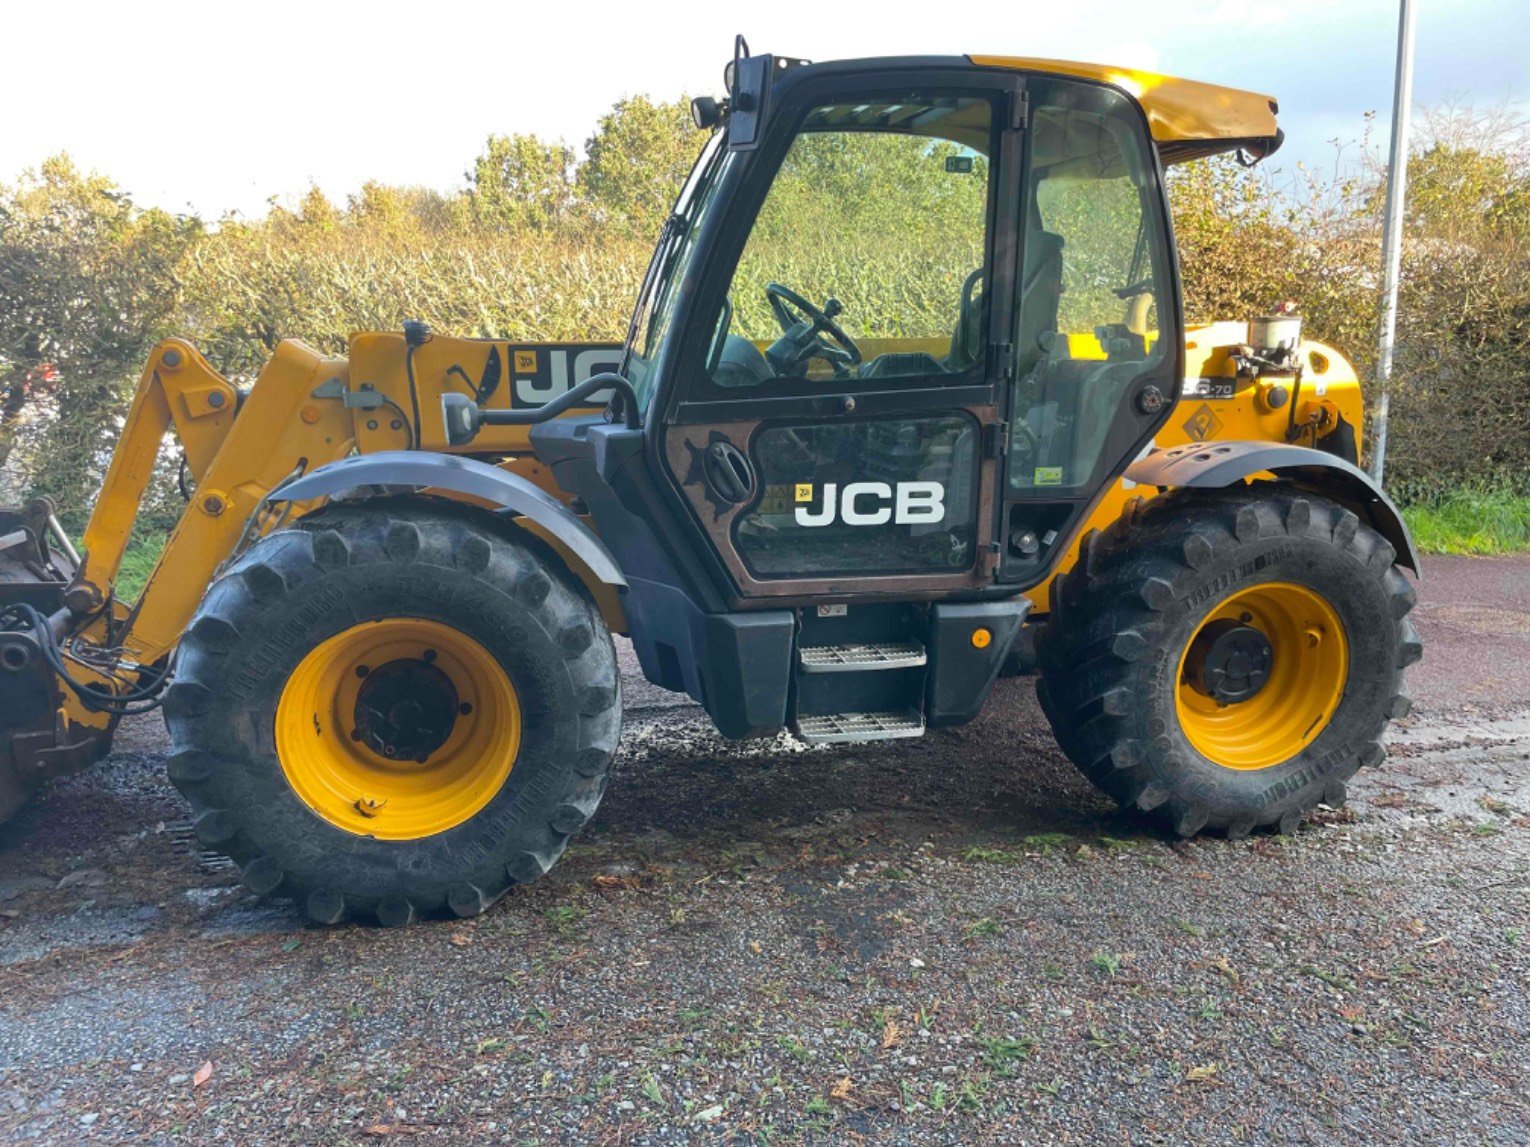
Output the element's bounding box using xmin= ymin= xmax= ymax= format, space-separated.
xmin=653 ymin=68 xmax=1025 ymax=604
xmin=996 ymin=74 xmax=1185 ymax=589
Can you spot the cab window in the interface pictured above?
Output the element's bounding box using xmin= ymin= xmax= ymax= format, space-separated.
xmin=626 ymin=139 xmax=733 ymax=411
xmin=707 ymin=95 xmax=994 ymax=388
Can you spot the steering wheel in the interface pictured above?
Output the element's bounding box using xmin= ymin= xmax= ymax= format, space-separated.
xmin=765 ymin=282 xmax=862 ymax=370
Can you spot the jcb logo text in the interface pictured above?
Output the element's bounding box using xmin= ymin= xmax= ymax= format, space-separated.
xmin=795 ymin=482 xmax=946 ymax=528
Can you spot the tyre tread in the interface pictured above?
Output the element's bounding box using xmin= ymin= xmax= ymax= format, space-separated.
xmin=1036 ymin=485 xmax=1418 ymax=839
xmin=165 ymin=497 xmax=621 ymax=925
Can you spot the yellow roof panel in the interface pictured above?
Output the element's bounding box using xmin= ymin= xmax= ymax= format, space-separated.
xmin=969 ymin=56 xmax=1279 ymax=155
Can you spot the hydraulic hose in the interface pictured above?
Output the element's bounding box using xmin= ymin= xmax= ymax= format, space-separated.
xmin=0 ymin=602 xmax=170 ymax=716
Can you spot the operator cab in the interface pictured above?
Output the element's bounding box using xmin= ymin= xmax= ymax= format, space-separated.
xmin=618 ymin=50 xmax=1184 ymax=592
xmin=532 ymin=43 xmax=1277 ymax=739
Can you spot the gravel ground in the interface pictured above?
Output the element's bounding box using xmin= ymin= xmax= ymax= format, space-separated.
xmin=1 ymin=555 xmax=1527 ymax=1144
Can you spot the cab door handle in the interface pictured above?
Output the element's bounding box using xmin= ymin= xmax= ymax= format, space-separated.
xmin=703 ymin=441 xmax=756 ymax=505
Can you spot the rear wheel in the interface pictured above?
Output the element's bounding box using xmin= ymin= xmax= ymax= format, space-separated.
xmin=164 ymin=498 xmax=621 ymax=924
xmin=1036 ymin=486 xmax=1420 ymax=838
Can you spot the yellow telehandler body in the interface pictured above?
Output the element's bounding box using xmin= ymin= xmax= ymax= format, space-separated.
xmin=0 ymin=47 xmax=1416 ymax=923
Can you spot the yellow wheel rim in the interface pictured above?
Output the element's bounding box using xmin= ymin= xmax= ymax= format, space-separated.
xmin=1175 ymin=581 xmax=1348 ymax=771
xmin=275 ymin=618 xmax=520 ymax=840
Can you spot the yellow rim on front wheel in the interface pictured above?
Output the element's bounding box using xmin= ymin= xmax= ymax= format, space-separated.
xmin=275 ymin=618 xmax=520 ymax=840
xmin=1175 ymin=581 xmax=1349 ymax=771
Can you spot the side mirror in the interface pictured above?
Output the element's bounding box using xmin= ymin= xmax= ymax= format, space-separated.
xmin=726 ymin=53 xmax=773 ymax=150
xmin=724 ymin=35 xmax=810 ymax=152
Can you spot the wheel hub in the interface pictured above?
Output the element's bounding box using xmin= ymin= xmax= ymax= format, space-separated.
xmin=353 ymin=657 xmax=460 ymax=763
xmin=275 ymin=617 xmax=520 ymax=840
xmin=1188 ymin=620 xmax=1274 ymax=703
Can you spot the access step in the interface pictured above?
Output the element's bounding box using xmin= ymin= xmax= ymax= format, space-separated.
xmin=798 ymin=640 xmax=927 ymax=674
xmin=793 ymin=710 xmax=926 ymax=745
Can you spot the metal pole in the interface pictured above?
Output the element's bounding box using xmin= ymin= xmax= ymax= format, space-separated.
xmin=1369 ymin=0 xmax=1418 ymax=485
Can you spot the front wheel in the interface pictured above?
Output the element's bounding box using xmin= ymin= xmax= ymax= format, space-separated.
xmin=163 ymin=498 xmax=621 ymax=925
xmin=1037 ymin=486 xmax=1420 ymax=838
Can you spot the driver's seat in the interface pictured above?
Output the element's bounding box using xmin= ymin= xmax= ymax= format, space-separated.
xmin=713 ymin=334 xmax=774 ymax=387
xmin=947 ymin=230 xmax=1065 ymax=374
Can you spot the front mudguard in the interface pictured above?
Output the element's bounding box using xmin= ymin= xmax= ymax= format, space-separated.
xmin=268 ymin=451 xmax=626 ymax=588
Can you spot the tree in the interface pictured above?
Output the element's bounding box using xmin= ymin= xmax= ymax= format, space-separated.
xmin=0 ymin=155 xmax=198 ymax=516
xmin=577 ymin=96 xmax=703 ymax=240
xmin=347 ymin=181 xmax=455 ymax=235
xmin=467 ymin=133 xmax=574 ymax=232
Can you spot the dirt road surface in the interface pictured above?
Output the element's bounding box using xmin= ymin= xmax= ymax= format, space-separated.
xmin=2 ymin=555 xmax=1527 ymax=1144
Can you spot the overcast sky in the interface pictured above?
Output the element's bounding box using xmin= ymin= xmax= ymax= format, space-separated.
xmin=4 ymin=1 xmax=1523 ymax=218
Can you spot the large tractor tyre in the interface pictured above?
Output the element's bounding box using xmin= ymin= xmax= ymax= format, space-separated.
xmin=1036 ymin=485 xmax=1420 ymax=839
xmin=163 ymin=497 xmax=621 ymax=925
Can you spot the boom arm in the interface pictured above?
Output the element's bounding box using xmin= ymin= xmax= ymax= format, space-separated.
xmin=75 ymin=339 xmax=358 ymax=663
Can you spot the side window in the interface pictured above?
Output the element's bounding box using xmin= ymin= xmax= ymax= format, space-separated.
xmin=627 ymin=144 xmax=734 ymax=411
xmin=708 ymin=96 xmax=994 ymax=389
xmin=1036 ymin=168 xmax=1158 ymax=340
xmin=1010 ymin=83 xmax=1170 ymax=493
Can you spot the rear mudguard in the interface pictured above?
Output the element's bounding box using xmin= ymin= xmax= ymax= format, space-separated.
xmin=268 ymin=451 xmax=626 ymax=587
xmin=1125 ymin=441 xmax=1420 ymax=575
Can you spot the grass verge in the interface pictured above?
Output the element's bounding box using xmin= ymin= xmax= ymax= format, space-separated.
xmin=1400 ymin=491 xmax=1530 ymax=556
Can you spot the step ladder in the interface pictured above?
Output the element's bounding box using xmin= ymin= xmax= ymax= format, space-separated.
xmin=794 ymin=709 xmax=925 ymax=744
xmin=798 ymin=640 xmax=926 ymax=674
xmin=790 ymin=635 xmax=928 ymax=745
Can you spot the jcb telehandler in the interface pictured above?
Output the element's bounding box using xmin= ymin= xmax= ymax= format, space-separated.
xmin=0 ymin=45 xmax=1420 ymax=925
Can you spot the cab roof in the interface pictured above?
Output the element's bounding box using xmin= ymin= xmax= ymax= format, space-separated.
xmin=970 ymin=55 xmax=1283 ymax=164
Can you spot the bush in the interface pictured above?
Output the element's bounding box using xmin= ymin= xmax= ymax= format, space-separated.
xmin=1382 ymin=108 xmax=1530 ymax=501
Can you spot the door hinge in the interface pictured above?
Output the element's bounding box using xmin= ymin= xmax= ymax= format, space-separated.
xmin=983 ymin=420 xmax=1010 ymax=458
xmin=979 ymin=541 xmax=1003 ymax=577
xmin=990 ymin=342 xmax=1015 ymax=381
xmin=1008 ymin=89 xmax=1029 ymax=132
